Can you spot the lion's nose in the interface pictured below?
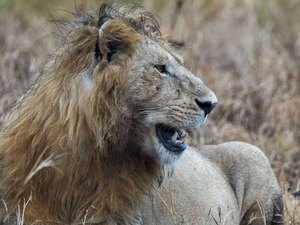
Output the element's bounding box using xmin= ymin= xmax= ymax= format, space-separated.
xmin=195 ymin=99 xmax=217 ymax=116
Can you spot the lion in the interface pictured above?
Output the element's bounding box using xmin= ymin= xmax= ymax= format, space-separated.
xmin=0 ymin=3 xmax=283 ymax=225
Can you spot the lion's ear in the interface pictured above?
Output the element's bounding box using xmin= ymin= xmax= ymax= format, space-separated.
xmin=98 ymin=20 xmax=141 ymax=63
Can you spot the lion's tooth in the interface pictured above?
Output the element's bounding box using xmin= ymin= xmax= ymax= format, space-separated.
xmin=172 ymin=130 xmax=188 ymax=144
xmin=172 ymin=132 xmax=179 ymax=143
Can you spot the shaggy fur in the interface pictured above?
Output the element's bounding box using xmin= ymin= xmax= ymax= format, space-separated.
xmin=0 ymin=4 xmax=164 ymax=224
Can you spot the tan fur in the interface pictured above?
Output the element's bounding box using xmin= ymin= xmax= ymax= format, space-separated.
xmin=142 ymin=143 xmax=284 ymax=225
xmin=0 ymin=3 xmax=283 ymax=225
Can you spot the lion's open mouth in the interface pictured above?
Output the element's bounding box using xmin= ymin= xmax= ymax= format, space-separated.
xmin=155 ymin=124 xmax=188 ymax=153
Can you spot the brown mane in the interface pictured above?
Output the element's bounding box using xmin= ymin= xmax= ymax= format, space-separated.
xmin=0 ymin=3 xmax=165 ymax=224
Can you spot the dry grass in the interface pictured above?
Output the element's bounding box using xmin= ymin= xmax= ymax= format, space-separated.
xmin=0 ymin=0 xmax=299 ymax=224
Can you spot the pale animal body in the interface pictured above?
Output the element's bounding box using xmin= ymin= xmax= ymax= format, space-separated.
xmin=0 ymin=3 xmax=283 ymax=225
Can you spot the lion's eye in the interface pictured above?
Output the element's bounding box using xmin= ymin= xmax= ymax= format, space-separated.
xmin=154 ymin=65 xmax=170 ymax=75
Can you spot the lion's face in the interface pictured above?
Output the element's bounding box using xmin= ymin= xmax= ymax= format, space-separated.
xmin=89 ymin=20 xmax=217 ymax=165
xmin=125 ymin=38 xmax=217 ymax=164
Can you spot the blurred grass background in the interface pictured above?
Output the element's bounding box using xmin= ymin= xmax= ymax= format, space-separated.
xmin=0 ymin=0 xmax=299 ymax=224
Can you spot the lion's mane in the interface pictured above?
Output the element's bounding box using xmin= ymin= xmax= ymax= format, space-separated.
xmin=0 ymin=4 xmax=164 ymax=224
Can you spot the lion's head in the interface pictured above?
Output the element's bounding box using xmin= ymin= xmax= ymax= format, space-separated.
xmin=47 ymin=3 xmax=218 ymax=165
xmin=92 ymin=4 xmax=217 ymax=165
xmin=48 ymin=4 xmax=218 ymax=166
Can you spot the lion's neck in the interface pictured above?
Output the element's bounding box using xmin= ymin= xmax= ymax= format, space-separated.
xmin=0 ymin=76 xmax=164 ymax=224
xmin=23 ymin=149 xmax=163 ymax=224
xmin=2 ymin=120 xmax=163 ymax=224
xmin=86 ymin=152 xmax=162 ymax=223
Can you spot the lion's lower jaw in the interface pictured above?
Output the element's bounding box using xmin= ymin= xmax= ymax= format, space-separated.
xmin=157 ymin=145 xmax=184 ymax=165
